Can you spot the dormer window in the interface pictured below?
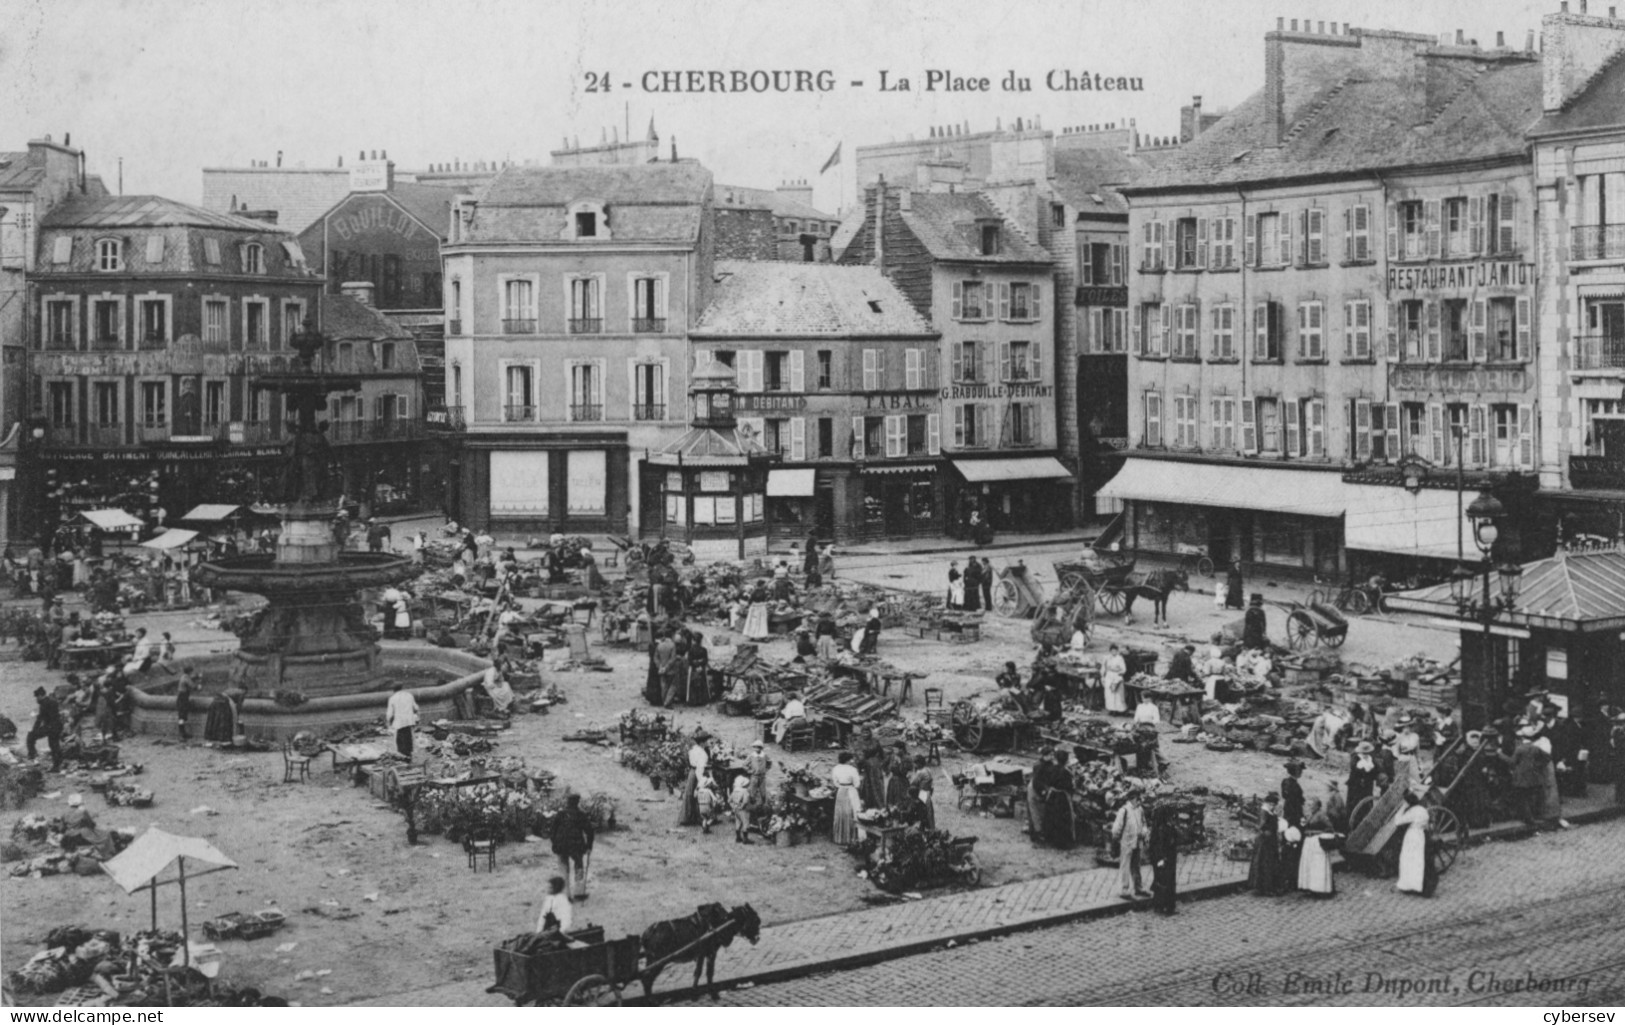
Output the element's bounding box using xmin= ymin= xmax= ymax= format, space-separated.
xmin=96 ymin=238 xmax=123 ymax=272
xmin=242 ymin=243 xmax=264 ymax=274
xmin=576 ymin=212 xmax=597 ymax=237
xmin=562 ymin=200 xmax=611 ymax=241
xmin=980 ymin=223 xmax=1001 ymax=256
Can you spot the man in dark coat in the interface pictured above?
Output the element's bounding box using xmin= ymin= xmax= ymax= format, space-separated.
xmin=1346 ymin=741 xmax=1379 ymax=821
xmin=1500 ymin=728 xmax=1550 ymax=825
xmin=979 ymin=557 xmax=995 ymax=612
xmin=1281 ymin=760 xmax=1307 ymax=828
xmin=25 ymin=687 xmax=64 ymax=771
xmin=1148 ymin=802 xmax=1181 ymax=915
xmin=1225 ymin=561 xmax=1245 ymax=610
xmin=550 ymin=793 xmax=596 ymax=900
xmin=1164 ymin=644 xmax=1197 ymax=684
xmin=962 ymin=556 xmax=983 ymax=612
xmin=1242 ymin=593 xmax=1269 ymax=650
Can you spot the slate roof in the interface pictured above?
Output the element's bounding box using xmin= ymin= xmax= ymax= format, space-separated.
xmin=386 ymin=182 xmax=459 ymax=235
xmin=0 ymin=151 xmax=44 ymax=191
xmin=713 ymin=184 xmax=839 ymax=224
xmin=694 ymin=260 xmax=934 ymax=336
xmin=1390 ymin=550 xmax=1625 ymax=633
xmin=899 ymin=191 xmax=1052 ymax=263
xmin=42 ymin=195 xmax=283 ymax=232
xmin=200 ymin=166 xmax=354 ymax=235
xmin=466 ymin=161 xmax=712 ymax=244
xmin=1050 ymin=149 xmax=1152 ymax=216
xmin=1125 ymin=57 xmax=1542 ymax=193
xmin=649 ymin=425 xmax=768 ymax=466
xmin=321 ymin=293 xmax=412 ymax=342
xmin=1531 ymin=50 xmax=1625 ymax=135
xmin=829 ymin=211 xmax=865 ymax=260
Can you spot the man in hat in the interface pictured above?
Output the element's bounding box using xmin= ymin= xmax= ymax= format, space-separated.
xmin=1499 ymin=725 xmax=1549 ymax=826
xmin=1164 ymin=644 xmax=1197 ymax=685
xmin=1347 ymin=741 xmax=1379 ymax=812
xmin=1112 ymin=785 xmax=1149 ymax=900
xmin=1242 ymin=593 xmax=1268 ymax=651
xmin=1281 ymin=760 xmax=1306 ymax=829
xmin=745 ymin=739 xmax=772 ymax=811
xmin=385 ymin=681 xmax=419 ymax=758
xmin=26 ymin=687 xmax=64 ymax=771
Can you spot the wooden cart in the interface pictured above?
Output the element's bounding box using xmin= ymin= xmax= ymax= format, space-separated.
xmin=1280 ymin=599 xmax=1350 ymax=650
xmin=489 ymin=915 xmax=742 ymax=1006
xmin=992 ymin=562 xmax=1047 ymax=619
xmin=1053 ymin=551 xmax=1138 ymax=615
xmin=1344 ymin=734 xmax=1482 ymax=877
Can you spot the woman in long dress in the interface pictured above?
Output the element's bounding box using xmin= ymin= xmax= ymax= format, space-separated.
xmin=946 ymin=562 xmax=964 ymax=610
xmin=1297 ymin=798 xmax=1336 ymax=896
xmin=743 ymin=581 xmax=771 ymax=641
xmin=1394 ymin=790 xmax=1437 ymax=896
xmin=961 ymin=557 xmax=982 ymax=613
xmin=1248 ymin=794 xmax=1282 ymax=896
xmin=678 ymin=734 xmax=709 ymax=826
xmin=1102 ymin=645 xmax=1129 ymax=715
xmin=1148 ymin=803 xmax=1180 ymax=915
xmin=831 ymin=752 xmax=862 ymax=845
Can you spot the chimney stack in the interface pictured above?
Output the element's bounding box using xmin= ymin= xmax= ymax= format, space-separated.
xmin=1265 ymin=25 xmax=1287 ymax=146
xmin=1456 ymin=28 xmax=1465 ymax=45
xmin=276 ymin=150 xmax=283 ymax=167
xmin=873 ymin=175 xmax=885 ymax=273
xmin=341 ymin=281 xmax=376 ymax=308
xmin=1497 ymin=31 xmax=1505 ymax=48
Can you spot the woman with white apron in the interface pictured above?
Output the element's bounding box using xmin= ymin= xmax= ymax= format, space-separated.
xmin=1102 ymin=644 xmax=1129 ymax=714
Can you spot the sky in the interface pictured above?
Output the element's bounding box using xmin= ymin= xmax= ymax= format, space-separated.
xmin=2 ymin=0 xmax=1553 ymax=215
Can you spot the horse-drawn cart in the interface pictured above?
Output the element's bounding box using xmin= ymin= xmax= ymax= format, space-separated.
xmin=1053 ymin=550 xmax=1138 ymax=615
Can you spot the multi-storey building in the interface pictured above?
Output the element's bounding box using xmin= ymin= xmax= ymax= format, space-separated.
xmin=1529 ymin=8 xmax=1625 ymax=543
xmin=27 ymin=194 xmax=325 ymax=524
xmin=3 ymin=137 xmax=107 ymax=543
xmin=440 ymin=161 xmax=713 ymax=535
xmin=841 ymin=183 xmax=1066 ymax=533
xmin=1109 ymin=20 xmax=1544 ymax=577
xmin=712 ymin=181 xmax=841 ymax=262
xmin=684 ymin=260 xmax=939 ymax=543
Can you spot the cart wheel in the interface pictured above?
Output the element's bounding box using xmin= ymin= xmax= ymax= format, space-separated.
xmin=1098 ymin=587 xmax=1128 ymax=616
xmin=1348 ymin=796 xmax=1375 ymax=832
xmin=959 ymin=852 xmax=983 ymax=887
xmin=1428 ymin=806 xmax=1466 ymax=875
xmin=958 ymin=721 xmax=986 ymax=752
xmin=1059 ymin=571 xmax=1087 ymax=595
xmin=1346 ymin=589 xmax=1371 ymax=616
xmin=1326 ymin=627 xmax=1348 ymax=648
xmin=1287 ymin=611 xmax=1316 ymax=650
xmin=1197 ymin=556 xmax=1215 ymax=578
xmin=564 ymin=974 xmax=623 ymax=1007
xmin=994 ymin=580 xmax=1019 ymax=618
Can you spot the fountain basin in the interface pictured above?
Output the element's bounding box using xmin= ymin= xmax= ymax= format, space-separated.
xmin=193 ymin=552 xmax=417 ymax=594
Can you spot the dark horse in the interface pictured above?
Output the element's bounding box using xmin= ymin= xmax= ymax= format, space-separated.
xmin=639 ymin=902 xmax=761 ymax=999
xmin=1120 ymin=568 xmax=1189 ymax=626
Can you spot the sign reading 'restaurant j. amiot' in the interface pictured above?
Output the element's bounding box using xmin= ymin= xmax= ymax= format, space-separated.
xmin=1385 ymin=261 xmax=1535 ymax=294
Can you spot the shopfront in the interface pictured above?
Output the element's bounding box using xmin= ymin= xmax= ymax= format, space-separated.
xmin=949 ymin=456 xmax=1074 ymax=535
xmin=855 ymin=464 xmax=942 ymax=541
xmin=463 ymin=434 xmax=631 ymax=535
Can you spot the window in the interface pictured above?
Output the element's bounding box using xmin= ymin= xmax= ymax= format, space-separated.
xmin=1344 ymin=300 xmax=1372 ymax=359
xmin=1344 ymin=203 xmax=1372 ymax=262
xmin=1143 ymin=391 xmax=1163 ymax=447
xmin=1394 ymin=200 xmax=1428 ymax=261
xmin=1493 ymin=404 xmax=1520 ymax=466
xmin=1082 ymin=242 xmax=1126 ymax=285
xmin=1304 ymin=398 xmax=1326 ymax=457
xmin=1296 ymin=301 xmax=1323 ymax=360
xmin=449 ymin=279 xmax=463 ymax=331
xmin=568 ymin=277 xmax=602 ymax=333
xmin=904 ymin=348 xmax=928 ymax=389
xmin=378 ymin=342 xmax=396 ymax=370
xmin=863 ymin=415 xmax=885 ymax=457
xmin=204 ymin=299 xmax=228 ymax=345
xmin=1402 ymin=402 xmax=1427 ymax=457
xmin=1175 ymin=217 xmax=1199 ymax=269
xmin=569 ymin=361 xmax=604 ymax=421
xmin=242 ymin=243 xmax=264 ymax=274
xmin=504 ymin=364 xmax=535 ymax=421
xmin=45 ymin=300 xmax=74 ymax=349
xmin=633 ymin=362 xmax=666 ymax=420
xmin=91 ymin=299 xmax=120 ymax=348
xmin=1487 ymin=193 xmax=1517 ymax=255
xmin=980 ymin=223 xmax=1001 ymax=255
xmin=953 ymin=281 xmax=987 ymax=320
xmin=733 ymin=350 xmax=762 ymax=390
xmin=816 ymin=350 xmax=832 ymax=389
xmin=1087 ymin=308 xmax=1128 ymax=354
xmin=1443 ymin=299 xmax=1469 ymax=361
xmin=1252 ymin=212 xmax=1289 ymax=267
xmin=1209 ymin=304 xmax=1235 ymax=359
xmin=1006 ymin=282 xmax=1038 ymax=321
xmin=1010 ymin=403 xmax=1039 ymax=447
xmin=1211 ymin=217 xmax=1237 ymax=269
xmin=763 ymin=418 xmax=789 ymax=456
xmin=575 ymin=211 xmax=597 ymax=237
xmin=1300 ymin=208 xmax=1325 ymax=265
xmin=140 ymin=382 xmax=167 ymax=426
xmin=1443 ymin=198 xmax=1470 ymax=258
xmin=1252 ymin=301 xmax=1283 ymax=360
xmin=953 ymin=341 xmax=986 ymax=383
xmin=203 ymin=237 xmax=221 ymax=266
xmin=907 ymin=414 xmax=929 ymax=455
xmin=1256 ymin=397 xmax=1280 ymax=453
xmin=244 ymin=300 xmax=267 ymax=347
xmin=632 ymin=276 xmax=665 ymax=332
xmin=1490 ymin=297 xmax=1529 ymax=361
xmin=1140 ymin=219 xmax=1165 ymax=271
xmin=1003 ymin=340 xmax=1038 ymax=381
xmin=96 ymin=238 xmax=123 ymax=272
xmin=1137 ymin=303 xmax=1167 ymax=357
xmin=952 ymin=404 xmax=990 ymax=448
xmin=334 ymin=343 xmax=355 ymax=374
xmin=93 ymin=383 xmax=119 ymax=426
xmin=204 ymin=381 xmax=226 ymax=427
xmin=1172 ymin=305 xmax=1198 ymax=359
xmin=139 ymin=299 xmax=167 ymax=347
xmin=503 ymin=278 xmax=536 ymax=333
xmin=420 ymin=271 xmax=441 ymax=307
xmin=1051 ymin=203 xmax=1066 ymax=228
xmin=1209 ymin=396 xmax=1236 ymax=451
xmin=381 ymin=255 xmax=401 ymax=304
xmin=1171 ymin=394 xmax=1198 ymax=448
xmin=817 ymin=417 xmax=834 ymax=458
xmin=765 ymin=351 xmax=788 ymax=391
xmin=48 ymin=382 xmax=74 ymax=426
xmin=282 ymin=301 xmax=304 ymax=347
xmin=1393 ymin=300 xmax=1424 ymax=361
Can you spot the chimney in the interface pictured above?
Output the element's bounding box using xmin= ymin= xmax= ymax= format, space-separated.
xmin=276 ymin=150 xmax=283 ymax=167
xmin=1543 ymin=7 xmax=1625 ymax=111
xmin=873 ymin=176 xmax=885 ymax=273
xmin=1455 ymin=28 xmax=1465 ymax=45
xmin=1497 ymin=31 xmax=1505 ymax=48
xmin=1265 ymin=27 xmax=1287 ymax=146
xmin=341 ymin=280 xmax=376 ymax=308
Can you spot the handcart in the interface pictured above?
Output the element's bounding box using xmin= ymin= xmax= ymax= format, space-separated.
xmin=1344 ymin=734 xmax=1480 ymax=877
xmin=1279 ymin=599 xmax=1349 ymax=650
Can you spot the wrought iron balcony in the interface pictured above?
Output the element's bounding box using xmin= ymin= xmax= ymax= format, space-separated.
xmin=570 ymin=403 xmax=604 ymax=422
xmin=569 ymin=318 xmax=603 ymax=334
xmin=503 ymin=319 xmax=537 ymax=335
xmin=1571 ymin=224 xmax=1625 ymax=262
xmin=426 ymin=405 xmax=466 ymax=430
xmin=1571 ymin=454 xmax=1625 ymax=490
xmin=504 ymin=404 xmax=535 ymax=423
xmin=632 ymin=403 xmax=666 ymax=421
xmin=1574 ymin=335 xmax=1625 ymax=371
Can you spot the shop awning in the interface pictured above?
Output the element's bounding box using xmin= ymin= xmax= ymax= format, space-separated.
xmin=181 ymin=504 xmax=240 ymax=522
xmin=861 ymin=464 xmax=937 ymax=476
xmin=767 ymin=469 xmax=816 ymax=497
xmin=1095 ymin=458 xmax=1346 ymax=519
xmin=81 ymin=509 xmax=144 ymax=531
xmin=141 ymin=528 xmax=199 ymax=551
xmin=1344 ymin=484 xmax=1476 ymax=560
xmin=952 ymin=456 xmax=1073 ymax=483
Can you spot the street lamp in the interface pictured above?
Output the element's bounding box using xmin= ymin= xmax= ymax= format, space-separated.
xmin=1452 ymin=488 xmax=1522 ymax=729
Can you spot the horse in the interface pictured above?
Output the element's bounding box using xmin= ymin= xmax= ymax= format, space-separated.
xmin=639 ymin=902 xmax=761 ymax=999
xmin=1119 ymin=568 xmax=1189 ymax=626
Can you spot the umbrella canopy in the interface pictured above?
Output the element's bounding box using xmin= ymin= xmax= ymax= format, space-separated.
xmin=180 ymin=504 xmax=240 ymax=522
xmin=81 ymin=508 xmax=144 ymax=531
xmin=102 ymin=826 xmax=238 ymax=894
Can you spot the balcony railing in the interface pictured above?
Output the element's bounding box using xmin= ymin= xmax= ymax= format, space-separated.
xmin=447 ymin=319 xmax=463 ymax=336
xmin=1575 ymin=335 xmax=1625 ymax=371
xmin=570 ymin=403 xmax=604 ymax=422
xmin=138 ymin=332 xmax=167 ymax=351
xmin=569 ymin=318 xmax=603 ymax=334
xmin=426 ymin=405 xmax=466 ymax=430
xmin=326 ymin=419 xmax=424 ymax=444
xmin=137 ymin=422 xmax=170 ymax=443
xmin=504 ymin=404 xmax=536 ymax=422
xmin=90 ymin=334 xmax=121 ymax=351
xmin=1571 ymin=224 xmax=1625 ymax=262
xmin=633 ymin=317 xmax=666 ymax=333
xmin=1571 ymin=455 xmax=1625 ymax=490
xmin=632 ymin=403 xmax=666 ymax=421
xmin=228 ymin=422 xmax=280 ymax=445
xmin=503 ymin=319 xmax=537 ymax=335
xmin=44 ymin=333 xmax=75 ymax=351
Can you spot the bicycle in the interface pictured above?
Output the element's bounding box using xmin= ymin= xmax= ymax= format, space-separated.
xmin=1308 ymin=576 xmax=1388 ymax=617
xmin=1173 ymin=542 xmax=1215 ymax=578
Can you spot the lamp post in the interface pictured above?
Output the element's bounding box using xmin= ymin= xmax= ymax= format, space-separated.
xmin=1449 ymin=490 xmax=1522 ymax=728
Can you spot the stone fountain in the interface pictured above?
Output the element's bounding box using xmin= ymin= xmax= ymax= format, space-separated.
xmin=129 ymin=321 xmax=485 ymax=739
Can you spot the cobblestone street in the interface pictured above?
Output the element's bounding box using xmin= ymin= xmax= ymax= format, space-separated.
xmin=676 ymin=818 xmax=1625 ymax=1007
